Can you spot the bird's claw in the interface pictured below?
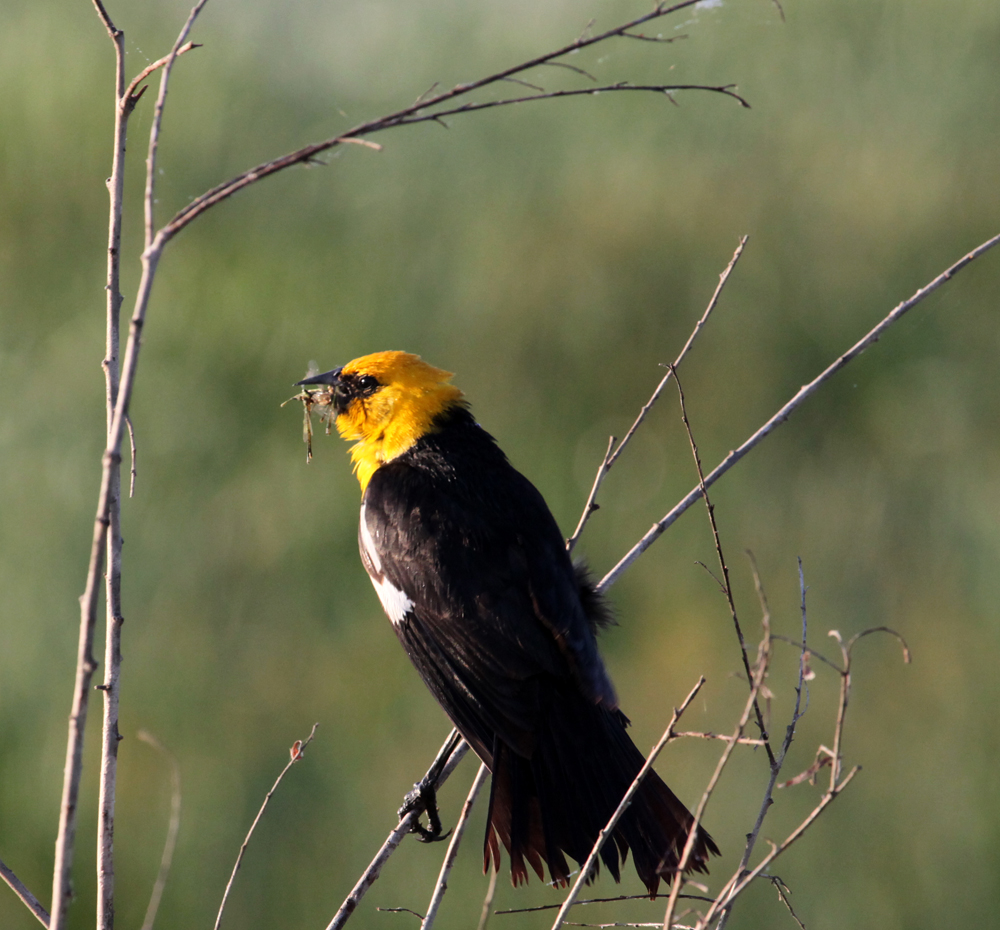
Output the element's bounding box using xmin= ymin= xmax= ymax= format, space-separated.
xmin=399 ymin=779 xmax=451 ymax=843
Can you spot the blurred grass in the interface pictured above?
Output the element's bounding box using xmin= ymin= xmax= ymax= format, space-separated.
xmin=1 ymin=0 xmax=999 ymax=928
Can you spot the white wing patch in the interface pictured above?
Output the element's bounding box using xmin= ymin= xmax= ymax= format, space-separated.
xmin=359 ymin=504 xmax=382 ymax=573
xmin=371 ymin=574 xmax=414 ymax=627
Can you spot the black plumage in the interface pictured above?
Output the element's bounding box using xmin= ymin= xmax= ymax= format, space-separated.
xmin=358 ymin=404 xmax=718 ymax=893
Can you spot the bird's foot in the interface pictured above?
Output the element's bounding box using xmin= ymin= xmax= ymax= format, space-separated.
xmin=399 ymin=779 xmax=451 ymax=843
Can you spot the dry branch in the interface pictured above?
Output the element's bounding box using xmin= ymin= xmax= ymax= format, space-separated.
xmin=598 ymin=231 xmax=1000 ymax=593
xmin=0 ymin=857 xmax=49 ymax=928
xmin=567 ymin=236 xmax=747 ymax=553
xmin=62 ymin=6 xmax=743 ymax=926
xmin=214 ymin=724 xmax=318 ymax=930
xmin=420 ymin=762 xmax=490 ymax=930
xmin=669 ymin=362 xmax=775 ymax=763
xmin=157 ymin=0 xmax=740 ymax=243
xmin=325 ymin=733 xmax=469 ymax=930
xmin=137 ymin=731 xmax=182 ymax=930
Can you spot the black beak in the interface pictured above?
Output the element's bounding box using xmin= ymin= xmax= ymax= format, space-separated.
xmin=296 ymin=366 xmax=343 ymax=387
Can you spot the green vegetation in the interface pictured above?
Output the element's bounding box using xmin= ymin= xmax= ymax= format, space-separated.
xmin=1 ymin=1 xmax=998 ymax=928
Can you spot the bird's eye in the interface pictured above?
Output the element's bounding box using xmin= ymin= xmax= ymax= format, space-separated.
xmin=357 ymin=375 xmax=379 ymax=394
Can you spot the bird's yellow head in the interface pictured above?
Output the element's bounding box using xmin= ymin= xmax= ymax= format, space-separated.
xmin=298 ymin=351 xmax=464 ymax=491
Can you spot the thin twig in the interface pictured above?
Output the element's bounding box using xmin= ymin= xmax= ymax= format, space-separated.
xmin=158 ymin=1 xmax=731 ymax=240
xmin=378 ymin=907 xmax=425 ymax=919
xmin=566 ymin=435 xmax=616 ymax=552
xmin=673 ymin=732 xmax=765 ymax=746
xmin=53 ymin=7 xmax=130 ymax=928
xmin=476 ymin=864 xmax=499 ymax=930
xmin=704 ymin=563 xmax=811 ymax=930
xmin=669 ymin=362 xmax=774 ymax=762
xmin=325 ymin=733 xmax=470 ymax=930
xmin=549 ymin=678 xmax=705 ymax=930
xmin=501 ymin=76 xmax=546 ymax=92
xmin=497 ymin=893 xmax=714 ymax=916
xmin=598 ymin=231 xmax=1000 ymax=594
xmin=539 ymin=60 xmax=598 ymax=81
xmin=421 ymin=762 xmax=489 ymax=930
xmin=704 ymin=765 xmax=860 ymax=929
xmin=123 ymin=41 xmax=200 ymax=104
xmin=567 ymin=237 xmax=747 ymax=552
xmin=0 ymin=856 xmax=50 ymax=927
xmin=137 ymin=732 xmax=182 ymax=930
xmin=125 ymin=414 xmax=137 ymax=497
xmin=661 ymin=655 xmax=770 ymax=930
xmin=95 ymin=9 xmax=128 ymax=922
xmin=620 ymin=32 xmax=687 ymax=43
xmin=214 ymin=724 xmax=318 ymax=930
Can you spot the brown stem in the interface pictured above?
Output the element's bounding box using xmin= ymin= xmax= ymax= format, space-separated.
xmin=598 ymin=231 xmax=1000 ymax=593
xmin=325 ymin=734 xmax=469 ymax=930
xmin=214 ymin=725 xmax=318 ymax=930
xmin=1 ymin=856 xmax=50 ymax=927
xmin=568 ymin=237 xmax=747 ymax=552
xmin=420 ymin=763 xmax=490 ymax=930
xmin=156 ymin=1 xmax=737 ymax=243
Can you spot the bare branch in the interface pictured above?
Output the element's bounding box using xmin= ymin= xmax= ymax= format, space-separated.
xmin=673 ymin=731 xmax=765 ymax=747
xmin=701 ymin=564 xmax=811 ymax=930
xmin=214 ymin=724 xmax=318 ymax=930
xmin=137 ymin=732 xmax=182 ymax=930
xmin=540 ymin=60 xmax=598 ymax=81
xmin=421 ymin=762 xmax=490 ymax=930
xmin=90 ymin=0 xmax=119 ymax=37
xmin=0 ymin=856 xmax=49 ymax=927
xmin=501 ymin=76 xmax=547 ymax=93
xmin=125 ymin=414 xmax=137 ymax=497
xmin=704 ymin=765 xmax=860 ymax=927
xmin=569 ymin=237 xmax=747 ymax=552
xmin=391 ymin=84 xmax=750 ymax=129
xmin=158 ymin=1 xmax=729 ymax=240
xmin=325 ymin=732 xmax=469 ymax=930
xmin=549 ymin=678 xmax=705 ymax=930
xmin=476 ymin=865 xmax=499 ymax=930
xmin=621 ymin=32 xmax=687 ymax=44
xmin=497 ymin=893 xmax=714 ymax=916
xmin=598 ymin=231 xmax=1000 ymax=593
xmin=123 ymin=41 xmax=201 ymax=106
xmin=661 ymin=656 xmax=770 ymax=930
xmin=669 ymin=362 xmax=775 ymax=762
xmin=566 ymin=435 xmax=616 ymax=553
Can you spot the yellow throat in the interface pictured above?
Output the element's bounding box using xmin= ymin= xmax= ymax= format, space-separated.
xmin=335 ymin=351 xmax=464 ymax=492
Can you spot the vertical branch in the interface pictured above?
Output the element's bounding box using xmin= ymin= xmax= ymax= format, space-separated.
xmin=420 ymin=762 xmax=489 ymax=930
xmin=50 ymin=4 xmax=125 ymax=925
xmin=214 ymin=725 xmax=318 ymax=930
xmin=669 ymin=365 xmax=775 ymax=763
xmin=701 ymin=566 xmax=811 ymax=930
xmin=660 ymin=657 xmax=769 ymax=930
xmin=52 ymin=6 xmax=210 ymax=929
xmin=98 ymin=19 xmax=127 ymax=905
xmin=137 ymin=731 xmax=182 ymax=930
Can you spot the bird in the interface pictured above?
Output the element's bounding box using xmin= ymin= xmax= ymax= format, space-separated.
xmin=297 ymin=350 xmax=718 ymax=895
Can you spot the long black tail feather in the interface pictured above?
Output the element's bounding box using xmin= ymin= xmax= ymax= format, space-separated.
xmin=484 ymin=684 xmax=719 ymax=896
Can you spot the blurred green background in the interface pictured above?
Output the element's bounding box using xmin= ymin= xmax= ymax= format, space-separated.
xmin=1 ymin=0 xmax=998 ymax=927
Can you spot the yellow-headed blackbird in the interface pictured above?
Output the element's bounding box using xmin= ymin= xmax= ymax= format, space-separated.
xmin=298 ymin=351 xmax=717 ymax=894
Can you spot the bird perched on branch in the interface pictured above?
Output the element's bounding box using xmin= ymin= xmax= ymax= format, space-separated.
xmin=297 ymin=351 xmax=717 ymax=895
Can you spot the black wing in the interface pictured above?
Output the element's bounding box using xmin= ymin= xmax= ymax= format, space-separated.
xmin=359 ymin=409 xmax=616 ymax=765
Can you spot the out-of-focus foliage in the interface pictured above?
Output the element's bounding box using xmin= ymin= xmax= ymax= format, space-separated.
xmin=1 ymin=1 xmax=998 ymax=928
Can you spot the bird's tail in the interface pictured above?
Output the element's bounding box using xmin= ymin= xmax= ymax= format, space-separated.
xmin=483 ymin=689 xmax=719 ymax=897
